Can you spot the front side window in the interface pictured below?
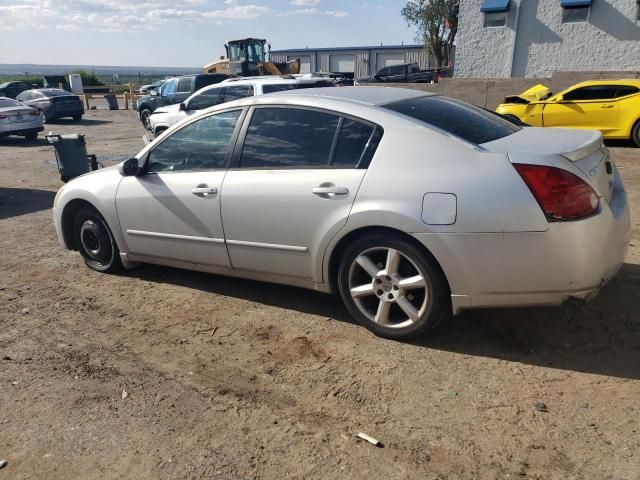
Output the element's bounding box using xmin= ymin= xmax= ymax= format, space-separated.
xmin=377 ymin=68 xmax=390 ymax=77
xmin=384 ymin=95 xmax=520 ymax=145
xmin=563 ymin=85 xmax=618 ymax=101
xmin=240 ymin=108 xmax=339 ymax=168
xmin=389 ymin=65 xmax=405 ymax=76
xmin=160 ymin=79 xmax=177 ymax=97
xmin=177 ymin=77 xmax=192 ymax=93
xmin=222 ymin=85 xmax=254 ymax=103
xmin=188 ymin=88 xmax=222 ymax=110
xmin=148 ymin=110 xmax=241 ymax=172
xmin=562 ymin=5 xmax=589 ymax=23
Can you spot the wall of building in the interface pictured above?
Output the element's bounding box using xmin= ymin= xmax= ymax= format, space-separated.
xmin=455 ymin=0 xmax=640 ymax=78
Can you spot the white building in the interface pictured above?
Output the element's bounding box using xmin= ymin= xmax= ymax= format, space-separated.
xmin=269 ymin=45 xmax=430 ymax=78
xmin=455 ymin=0 xmax=640 ymax=78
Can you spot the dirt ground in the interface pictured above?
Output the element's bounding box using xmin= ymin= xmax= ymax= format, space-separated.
xmin=1 ymin=110 xmax=639 ymax=480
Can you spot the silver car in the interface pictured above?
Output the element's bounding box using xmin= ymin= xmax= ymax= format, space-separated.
xmin=52 ymin=87 xmax=630 ymax=340
xmin=0 ymin=97 xmax=44 ymax=141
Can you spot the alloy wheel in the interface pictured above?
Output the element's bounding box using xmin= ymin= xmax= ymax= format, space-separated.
xmin=348 ymin=247 xmax=429 ymax=329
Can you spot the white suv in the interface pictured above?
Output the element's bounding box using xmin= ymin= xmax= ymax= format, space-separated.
xmin=149 ymin=76 xmax=333 ymax=135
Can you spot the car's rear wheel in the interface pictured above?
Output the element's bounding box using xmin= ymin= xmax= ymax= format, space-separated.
xmin=631 ymin=120 xmax=640 ymax=147
xmin=24 ymin=132 xmax=38 ymax=141
xmin=337 ymin=234 xmax=450 ymax=340
xmin=140 ymin=109 xmax=152 ymax=130
xmin=73 ymin=206 xmax=122 ymax=273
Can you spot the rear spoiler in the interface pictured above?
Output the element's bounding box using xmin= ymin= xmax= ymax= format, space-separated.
xmin=559 ymin=130 xmax=603 ymax=161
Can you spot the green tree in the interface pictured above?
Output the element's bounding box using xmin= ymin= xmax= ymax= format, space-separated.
xmin=402 ymin=0 xmax=459 ymax=69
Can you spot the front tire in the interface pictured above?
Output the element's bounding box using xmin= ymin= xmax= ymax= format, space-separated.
xmin=140 ymin=109 xmax=152 ymax=130
xmin=631 ymin=120 xmax=640 ymax=147
xmin=337 ymin=234 xmax=450 ymax=340
xmin=73 ymin=207 xmax=122 ymax=273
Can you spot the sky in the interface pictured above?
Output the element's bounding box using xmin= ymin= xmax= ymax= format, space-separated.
xmin=0 ymin=0 xmax=418 ymax=68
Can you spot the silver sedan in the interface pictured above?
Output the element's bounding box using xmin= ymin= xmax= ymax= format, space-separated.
xmin=52 ymin=87 xmax=631 ymax=340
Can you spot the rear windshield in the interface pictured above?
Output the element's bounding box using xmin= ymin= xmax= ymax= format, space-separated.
xmin=41 ymin=89 xmax=72 ymax=97
xmin=0 ymin=98 xmax=20 ymax=107
xmin=383 ymin=95 xmax=520 ymax=145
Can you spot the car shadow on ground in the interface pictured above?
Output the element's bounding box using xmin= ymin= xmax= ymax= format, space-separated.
xmin=0 ymin=137 xmax=49 ymax=147
xmin=0 ymin=187 xmax=55 ymax=220
xmin=605 ymin=139 xmax=635 ymax=148
xmin=127 ymin=261 xmax=640 ymax=380
xmin=46 ymin=118 xmax=113 ymax=126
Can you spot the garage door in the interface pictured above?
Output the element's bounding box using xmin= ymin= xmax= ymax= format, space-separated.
xmin=376 ymin=53 xmax=405 ymax=72
xmin=329 ymin=54 xmax=355 ymax=74
xmin=290 ymin=55 xmax=311 ymax=74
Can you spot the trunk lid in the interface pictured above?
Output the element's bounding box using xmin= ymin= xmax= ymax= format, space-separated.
xmin=504 ymin=84 xmax=551 ymax=104
xmin=482 ymin=127 xmax=614 ymax=203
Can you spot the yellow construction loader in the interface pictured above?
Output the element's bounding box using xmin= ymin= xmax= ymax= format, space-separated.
xmin=203 ymin=38 xmax=300 ymax=77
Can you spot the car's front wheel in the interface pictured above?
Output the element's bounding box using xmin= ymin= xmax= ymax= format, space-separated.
xmin=140 ymin=109 xmax=152 ymax=130
xmin=337 ymin=234 xmax=450 ymax=340
xmin=73 ymin=206 xmax=123 ymax=273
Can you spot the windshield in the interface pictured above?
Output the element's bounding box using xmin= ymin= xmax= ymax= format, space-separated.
xmin=0 ymin=98 xmax=21 ymax=108
xmin=229 ymin=43 xmax=245 ymax=61
xmin=383 ymin=95 xmax=521 ymax=145
xmin=41 ymin=89 xmax=71 ymax=97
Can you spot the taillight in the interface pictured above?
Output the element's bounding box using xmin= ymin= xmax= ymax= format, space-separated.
xmin=0 ymin=114 xmax=7 ymax=120
xmin=29 ymin=111 xmax=39 ymax=116
xmin=513 ymin=163 xmax=599 ymax=221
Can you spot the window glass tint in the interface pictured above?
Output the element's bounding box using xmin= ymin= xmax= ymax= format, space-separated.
xmin=148 ymin=110 xmax=241 ymax=172
xmin=14 ymin=92 xmax=29 ymax=102
xmin=0 ymin=98 xmax=20 ymax=107
xmin=194 ymin=74 xmax=228 ymax=91
xmin=223 ymin=85 xmax=253 ymax=103
xmin=42 ymin=89 xmax=70 ymax=97
xmin=615 ymin=85 xmax=639 ymax=98
xmin=564 ymin=85 xmax=618 ymax=101
xmin=384 ymin=96 xmax=520 ymax=145
xmin=161 ymin=79 xmax=177 ymax=96
xmin=377 ymin=67 xmax=389 ymax=77
xmin=484 ymin=11 xmax=507 ymax=27
xmin=262 ymin=84 xmax=296 ymax=94
xmin=177 ymin=77 xmax=192 ymax=93
xmin=562 ymin=6 xmax=589 ymax=23
xmin=389 ymin=65 xmax=405 ymax=76
xmin=188 ymin=88 xmax=222 ymax=110
xmin=333 ymin=119 xmax=375 ymax=167
xmin=240 ymin=108 xmax=339 ymax=168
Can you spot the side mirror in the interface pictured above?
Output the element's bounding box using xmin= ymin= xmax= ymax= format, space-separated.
xmin=179 ymin=102 xmax=187 ymax=111
xmin=150 ymin=89 xmax=159 ymax=96
xmin=118 ymin=157 xmax=140 ymax=177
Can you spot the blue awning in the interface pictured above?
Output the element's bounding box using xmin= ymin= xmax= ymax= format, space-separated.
xmin=560 ymin=0 xmax=592 ymax=7
xmin=480 ymin=0 xmax=510 ymax=13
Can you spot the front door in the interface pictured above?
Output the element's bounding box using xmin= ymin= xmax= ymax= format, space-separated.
xmin=543 ymin=85 xmax=620 ymax=134
xmin=221 ymin=106 xmax=380 ymax=281
xmin=115 ymin=109 xmax=244 ymax=266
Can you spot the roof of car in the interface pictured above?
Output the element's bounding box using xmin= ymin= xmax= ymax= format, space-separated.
xmin=269 ymin=86 xmax=431 ymax=106
xmin=569 ymin=79 xmax=640 ymax=88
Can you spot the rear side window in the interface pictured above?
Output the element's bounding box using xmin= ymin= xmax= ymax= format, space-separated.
xmin=384 ymin=96 xmax=520 ymax=145
xmin=615 ymin=85 xmax=639 ymax=98
xmin=563 ymin=85 xmax=617 ymax=101
xmin=240 ymin=108 xmax=339 ymax=168
xmin=333 ymin=119 xmax=375 ymax=166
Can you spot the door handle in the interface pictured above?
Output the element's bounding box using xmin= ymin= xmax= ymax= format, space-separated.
xmin=600 ymin=105 xmax=614 ymax=109
xmin=192 ymin=186 xmax=218 ymax=196
xmin=312 ymin=186 xmax=349 ymax=195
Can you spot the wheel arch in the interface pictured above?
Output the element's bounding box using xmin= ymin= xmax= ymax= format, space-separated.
xmin=325 ymin=225 xmax=451 ymax=295
xmin=60 ymin=198 xmax=116 ymax=251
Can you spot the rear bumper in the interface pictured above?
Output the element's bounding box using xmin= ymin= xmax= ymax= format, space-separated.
xmin=0 ymin=125 xmax=44 ymax=137
xmin=415 ymin=180 xmax=631 ymax=314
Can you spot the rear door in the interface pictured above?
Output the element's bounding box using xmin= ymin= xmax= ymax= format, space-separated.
xmin=175 ymin=77 xmax=193 ymax=104
xmin=543 ymin=85 xmax=620 ymax=134
xmin=221 ymin=106 xmax=381 ymax=281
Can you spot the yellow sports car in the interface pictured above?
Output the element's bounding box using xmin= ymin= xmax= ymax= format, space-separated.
xmin=496 ymin=80 xmax=640 ymax=146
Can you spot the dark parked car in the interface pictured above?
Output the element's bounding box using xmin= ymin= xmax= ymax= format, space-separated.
xmin=355 ymin=63 xmax=437 ymax=85
xmin=16 ymin=89 xmax=84 ymax=123
xmin=137 ymin=73 xmax=229 ymax=129
xmin=0 ymin=81 xmax=34 ymax=99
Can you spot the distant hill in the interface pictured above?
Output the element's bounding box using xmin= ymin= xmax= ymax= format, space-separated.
xmin=0 ymin=63 xmax=200 ymax=76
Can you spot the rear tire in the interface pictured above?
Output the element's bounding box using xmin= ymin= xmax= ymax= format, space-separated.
xmin=73 ymin=206 xmax=122 ymax=273
xmin=631 ymin=120 xmax=640 ymax=147
xmin=337 ymin=234 xmax=450 ymax=340
xmin=24 ymin=132 xmax=38 ymax=141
